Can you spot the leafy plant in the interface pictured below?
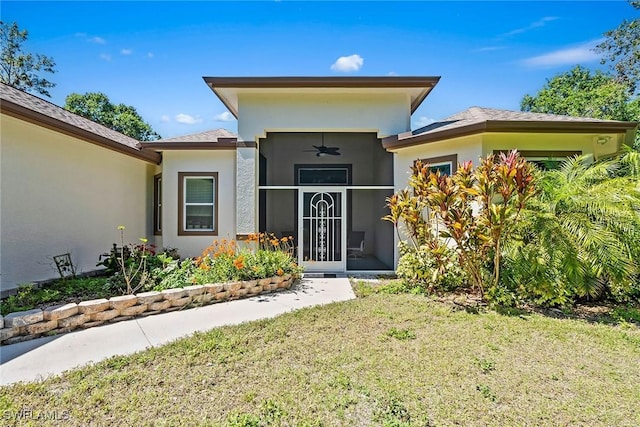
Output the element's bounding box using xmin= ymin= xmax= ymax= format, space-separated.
xmin=385 ymin=150 xmax=537 ymax=300
xmin=477 ymin=358 xmax=496 ymax=374
xmin=0 ymin=284 xmax=58 ymax=315
xmin=476 ymin=384 xmax=497 ymax=402
xmin=0 ymin=277 xmax=111 ymax=315
xmin=503 ymin=152 xmax=640 ymax=305
xmin=395 ymin=241 xmax=467 ymax=293
xmin=611 ymin=306 xmax=640 ymax=323
xmin=152 ymin=259 xmax=198 ymax=291
xmin=373 ymin=393 xmax=412 ymax=426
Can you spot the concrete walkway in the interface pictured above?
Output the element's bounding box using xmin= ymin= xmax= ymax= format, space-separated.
xmin=0 ymin=277 xmax=355 ymax=386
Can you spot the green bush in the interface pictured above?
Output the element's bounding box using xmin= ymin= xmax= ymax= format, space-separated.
xmin=502 ymin=153 xmax=640 ymax=306
xmin=395 ymin=242 xmax=467 ymax=293
xmin=151 ymin=259 xmax=198 ymax=291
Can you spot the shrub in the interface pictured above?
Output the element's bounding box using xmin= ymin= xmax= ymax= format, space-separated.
xmin=385 ymin=150 xmax=537 ymax=300
xmin=502 ymin=153 xmax=640 ymax=305
xmin=152 ymin=259 xmax=198 ymax=291
xmin=395 ymin=241 xmax=467 ymax=293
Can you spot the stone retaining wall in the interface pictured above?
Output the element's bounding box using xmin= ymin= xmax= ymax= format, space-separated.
xmin=0 ymin=275 xmax=296 ymax=345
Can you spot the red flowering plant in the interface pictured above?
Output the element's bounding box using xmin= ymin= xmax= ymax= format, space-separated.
xmin=385 ymin=150 xmax=537 ymax=299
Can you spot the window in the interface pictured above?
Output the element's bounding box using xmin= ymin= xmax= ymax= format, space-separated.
xmin=417 ymin=154 xmax=458 ymax=176
xmin=493 ymin=150 xmax=582 ymax=171
xmin=295 ymin=165 xmax=352 ymax=185
xmin=153 ymin=174 xmax=162 ymax=235
xmin=178 ymin=172 xmax=218 ymax=236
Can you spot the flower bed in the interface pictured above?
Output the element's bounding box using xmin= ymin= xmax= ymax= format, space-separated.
xmin=1 ymin=231 xmax=304 ymax=345
xmin=0 ymin=274 xmax=298 ymax=345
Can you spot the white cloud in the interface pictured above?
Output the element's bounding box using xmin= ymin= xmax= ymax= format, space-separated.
xmin=387 ymin=71 xmax=399 ymax=76
xmin=121 ymin=48 xmax=133 ymax=55
xmin=504 ymin=16 xmax=558 ymax=36
xmin=330 ymin=54 xmax=364 ymax=73
xmin=99 ymin=53 xmax=112 ymax=61
xmin=412 ymin=116 xmax=435 ymax=129
xmin=474 ymin=46 xmax=505 ymax=53
xmin=147 ymin=52 xmax=154 ymax=58
xmin=521 ymin=40 xmax=601 ymax=68
xmin=89 ymin=36 xmax=107 ymax=44
xmin=175 ymin=113 xmax=202 ymax=125
xmin=160 ymin=115 xmax=170 ymax=123
xmin=214 ymin=111 xmax=235 ymax=122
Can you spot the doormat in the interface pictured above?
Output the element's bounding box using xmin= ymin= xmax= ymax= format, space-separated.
xmin=323 ymin=273 xmax=337 ymax=278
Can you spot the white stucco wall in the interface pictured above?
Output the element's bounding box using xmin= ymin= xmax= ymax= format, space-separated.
xmin=481 ymin=132 xmax=623 ymax=161
xmin=236 ymin=147 xmax=256 ymax=235
xmin=159 ymin=150 xmax=236 ymax=258
xmin=392 ymin=135 xmax=483 ymax=193
xmin=237 ymin=92 xmax=411 ymax=142
xmin=0 ymin=115 xmax=155 ymax=292
xmin=236 ymin=92 xmax=410 ymax=236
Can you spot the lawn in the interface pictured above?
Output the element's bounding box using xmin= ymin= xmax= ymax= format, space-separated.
xmin=1 ymin=288 xmax=639 ymax=426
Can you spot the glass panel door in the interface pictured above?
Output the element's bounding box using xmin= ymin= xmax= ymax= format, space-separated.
xmin=299 ymin=188 xmax=345 ymax=271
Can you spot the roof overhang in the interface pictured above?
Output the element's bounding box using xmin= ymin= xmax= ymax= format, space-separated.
xmin=203 ymin=76 xmax=441 ymax=119
xmin=142 ymin=140 xmax=255 ymax=150
xmin=382 ymin=119 xmax=639 ymax=151
xmin=1 ymin=98 xmax=162 ymax=164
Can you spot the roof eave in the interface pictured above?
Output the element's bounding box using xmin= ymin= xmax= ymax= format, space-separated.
xmin=141 ymin=141 xmax=255 ymax=150
xmin=203 ymin=76 xmax=441 ymax=88
xmin=203 ymin=76 xmax=442 ymax=119
xmin=383 ymin=120 xmax=639 ymax=151
xmin=1 ymin=100 xmax=162 ymax=164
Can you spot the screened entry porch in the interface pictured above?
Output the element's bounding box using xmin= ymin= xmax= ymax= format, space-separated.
xmin=260 ymin=188 xmax=394 ymax=272
xmin=258 ymin=132 xmax=395 ymax=273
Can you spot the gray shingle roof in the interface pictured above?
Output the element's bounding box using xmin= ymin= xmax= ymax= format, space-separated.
xmin=382 ymin=106 xmax=638 ymax=150
xmin=0 ymin=83 xmax=142 ymax=150
xmin=411 ymin=106 xmax=627 ymax=136
xmin=155 ymin=128 xmax=237 ymax=143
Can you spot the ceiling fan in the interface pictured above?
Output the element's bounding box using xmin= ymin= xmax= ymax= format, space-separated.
xmin=305 ymin=133 xmax=340 ymax=156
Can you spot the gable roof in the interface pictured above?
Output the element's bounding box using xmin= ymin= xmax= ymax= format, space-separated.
xmin=383 ymin=106 xmax=639 ymax=150
xmin=203 ymin=76 xmax=441 ymax=118
xmin=0 ymin=83 xmax=161 ymax=164
xmin=141 ymin=128 xmax=245 ymax=150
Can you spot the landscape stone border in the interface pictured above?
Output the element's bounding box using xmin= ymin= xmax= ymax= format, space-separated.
xmin=0 ymin=274 xmax=296 ymax=345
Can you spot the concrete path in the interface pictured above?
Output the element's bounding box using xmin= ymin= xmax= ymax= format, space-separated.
xmin=0 ymin=277 xmax=355 ymax=386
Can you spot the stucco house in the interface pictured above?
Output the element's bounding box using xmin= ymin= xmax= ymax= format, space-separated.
xmin=1 ymin=77 xmax=637 ymax=293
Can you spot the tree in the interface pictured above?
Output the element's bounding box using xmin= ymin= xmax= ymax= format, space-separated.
xmin=64 ymin=92 xmax=161 ymax=141
xmin=595 ymin=1 xmax=640 ymax=94
xmin=521 ymin=66 xmax=640 ymax=151
xmin=0 ymin=21 xmax=56 ymax=97
xmin=521 ymin=65 xmax=637 ymax=120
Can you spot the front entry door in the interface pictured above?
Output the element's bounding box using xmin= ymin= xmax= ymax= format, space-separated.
xmin=299 ymin=188 xmax=346 ymax=272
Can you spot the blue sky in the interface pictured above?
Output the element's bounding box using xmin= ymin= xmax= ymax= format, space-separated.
xmin=3 ymin=1 xmax=636 ymax=138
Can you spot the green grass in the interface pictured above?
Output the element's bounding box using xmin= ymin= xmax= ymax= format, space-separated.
xmin=0 ymin=277 xmax=111 ymax=315
xmin=1 ymin=293 xmax=639 ymax=426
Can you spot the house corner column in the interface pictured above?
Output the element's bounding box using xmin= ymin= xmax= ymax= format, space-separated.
xmin=236 ymin=145 xmax=257 ymax=237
